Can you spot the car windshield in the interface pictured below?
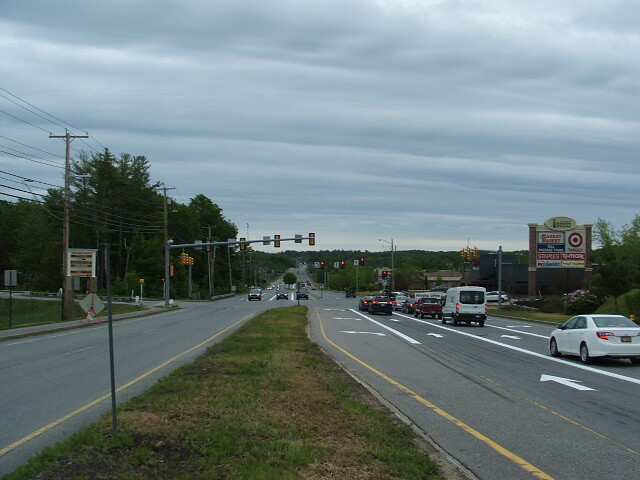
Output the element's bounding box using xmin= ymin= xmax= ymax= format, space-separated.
xmin=250 ymin=289 xmax=261 ymax=293
xmin=592 ymin=316 xmax=638 ymax=328
xmin=459 ymin=291 xmax=485 ymax=304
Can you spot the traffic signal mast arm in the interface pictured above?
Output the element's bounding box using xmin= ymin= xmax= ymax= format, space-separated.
xmin=168 ymin=234 xmax=316 ymax=250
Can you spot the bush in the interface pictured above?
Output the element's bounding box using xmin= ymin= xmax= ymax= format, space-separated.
xmin=563 ymin=289 xmax=605 ymax=315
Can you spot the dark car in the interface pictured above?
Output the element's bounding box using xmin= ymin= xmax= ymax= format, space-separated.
xmin=248 ymin=288 xmax=262 ymax=301
xmin=358 ymin=295 xmax=374 ymax=311
xmin=401 ymin=297 xmax=417 ymax=314
xmin=296 ymin=288 xmax=309 ymax=300
xmin=368 ymin=295 xmax=393 ymax=315
xmin=276 ymin=289 xmax=289 ymax=300
xmin=345 ymin=288 xmax=356 ymax=298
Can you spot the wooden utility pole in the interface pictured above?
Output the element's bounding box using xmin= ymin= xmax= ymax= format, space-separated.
xmin=50 ymin=130 xmax=88 ymax=321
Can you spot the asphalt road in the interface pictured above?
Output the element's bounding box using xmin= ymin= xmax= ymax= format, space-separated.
xmin=309 ymin=294 xmax=640 ymax=480
xmin=2 ymin=291 xmax=639 ymax=480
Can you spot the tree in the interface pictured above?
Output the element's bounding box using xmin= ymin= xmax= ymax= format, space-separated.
xmin=590 ymin=218 xmax=635 ymax=313
xmin=283 ymin=272 xmax=297 ymax=287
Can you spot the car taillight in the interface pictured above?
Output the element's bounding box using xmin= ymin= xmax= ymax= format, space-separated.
xmin=387 ymin=301 xmax=393 ymax=305
xmin=596 ymin=331 xmax=614 ymax=340
xmin=372 ymin=301 xmax=379 ymax=304
xmin=455 ymin=303 xmax=460 ymax=312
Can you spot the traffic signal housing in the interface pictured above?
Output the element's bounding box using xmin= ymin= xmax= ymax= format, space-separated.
xmin=359 ymin=257 xmax=365 ymax=266
xmin=381 ymin=270 xmax=388 ymax=279
xmin=274 ymin=235 xmax=281 ymax=248
xmin=340 ymin=260 xmax=346 ymax=269
xmin=309 ymin=232 xmax=315 ymax=246
xmin=239 ymin=238 xmax=247 ymax=250
xmin=320 ymin=261 xmax=326 ymax=270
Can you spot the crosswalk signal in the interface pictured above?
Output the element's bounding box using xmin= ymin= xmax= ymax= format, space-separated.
xmin=274 ymin=235 xmax=281 ymax=248
xmin=169 ymin=264 xmax=175 ymax=277
xmin=309 ymin=233 xmax=315 ymax=246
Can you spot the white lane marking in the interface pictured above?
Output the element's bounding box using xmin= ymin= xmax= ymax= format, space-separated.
xmin=350 ymin=309 xmax=421 ymax=345
xmin=340 ymin=331 xmax=386 ymax=336
xmin=426 ymin=333 xmax=444 ymax=338
xmin=394 ymin=312 xmax=640 ymax=386
xmin=64 ymin=344 xmax=99 ymax=355
xmin=487 ymin=324 xmax=546 ymax=338
xmin=333 ymin=317 xmax=361 ymax=321
xmin=506 ymin=325 xmax=532 ymax=328
xmin=540 ymin=374 xmax=596 ymax=391
xmin=501 ymin=335 xmax=521 ymax=340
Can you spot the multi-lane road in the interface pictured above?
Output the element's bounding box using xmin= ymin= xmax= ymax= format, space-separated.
xmin=2 ymin=291 xmax=639 ymax=479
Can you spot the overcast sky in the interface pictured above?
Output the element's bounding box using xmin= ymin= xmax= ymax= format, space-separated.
xmin=1 ymin=1 xmax=639 ymax=253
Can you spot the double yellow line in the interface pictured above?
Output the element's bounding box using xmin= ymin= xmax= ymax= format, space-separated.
xmin=315 ymin=308 xmax=555 ymax=480
xmin=0 ymin=314 xmax=252 ymax=457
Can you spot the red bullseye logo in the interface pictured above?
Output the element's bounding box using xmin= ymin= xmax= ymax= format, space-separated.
xmin=567 ymin=232 xmax=583 ymax=248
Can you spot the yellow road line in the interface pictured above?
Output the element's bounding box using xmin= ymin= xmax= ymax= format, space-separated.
xmin=315 ymin=309 xmax=556 ymax=480
xmin=0 ymin=314 xmax=252 ymax=457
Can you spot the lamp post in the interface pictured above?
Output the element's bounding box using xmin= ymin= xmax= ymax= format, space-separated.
xmin=379 ymin=238 xmax=395 ymax=293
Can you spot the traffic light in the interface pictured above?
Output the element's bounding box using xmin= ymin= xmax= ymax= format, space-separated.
xmin=274 ymin=234 xmax=281 ymax=248
xmin=460 ymin=249 xmax=466 ymax=259
xmin=473 ymin=247 xmax=479 ymax=258
xmin=204 ymin=239 xmax=212 ymax=252
xmin=359 ymin=257 xmax=365 ymax=266
xmin=239 ymin=238 xmax=247 ymax=250
xmin=309 ymin=232 xmax=315 ymax=246
xmin=180 ymin=252 xmax=188 ymax=264
xmin=320 ymin=261 xmax=326 ymax=270
xmin=382 ymin=270 xmax=388 ymax=279
xmin=340 ymin=260 xmax=346 ymax=269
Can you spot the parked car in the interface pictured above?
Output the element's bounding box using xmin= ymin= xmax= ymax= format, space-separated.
xmin=276 ymin=289 xmax=289 ymax=300
xmin=401 ymin=298 xmax=417 ymax=314
xmin=486 ymin=291 xmax=509 ymax=302
xmin=368 ymin=295 xmax=394 ymax=315
xmin=358 ymin=295 xmax=374 ymax=311
xmin=393 ymin=295 xmax=410 ymax=310
xmin=248 ymin=288 xmax=262 ymax=301
xmin=414 ymin=297 xmax=443 ymax=319
xmin=549 ymin=314 xmax=640 ymax=364
xmin=296 ymin=288 xmax=309 ymax=300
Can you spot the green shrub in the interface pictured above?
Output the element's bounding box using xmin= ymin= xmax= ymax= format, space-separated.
xmin=563 ymin=289 xmax=605 ymax=315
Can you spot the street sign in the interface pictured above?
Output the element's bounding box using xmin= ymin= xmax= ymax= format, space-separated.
xmin=4 ymin=270 xmax=17 ymax=287
xmin=79 ymin=293 xmax=105 ymax=315
xmin=68 ymin=249 xmax=97 ymax=277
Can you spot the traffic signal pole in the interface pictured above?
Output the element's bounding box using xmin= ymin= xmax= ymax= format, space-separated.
xmin=164 ymin=234 xmax=316 ymax=306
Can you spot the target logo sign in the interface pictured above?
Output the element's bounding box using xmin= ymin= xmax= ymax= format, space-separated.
xmin=567 ymin=232 xmax=584 ymax=249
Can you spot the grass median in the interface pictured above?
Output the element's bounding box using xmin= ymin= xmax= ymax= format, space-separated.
xmin=5 ymin=306 xmax=445 ymax=480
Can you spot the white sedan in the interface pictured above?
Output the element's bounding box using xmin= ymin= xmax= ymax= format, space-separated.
xmin=486 ymin=291 xmax=508 ymax=302
xmin=549 ymin=314 xmax=640 ymax=364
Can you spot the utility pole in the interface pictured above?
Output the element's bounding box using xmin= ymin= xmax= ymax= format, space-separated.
xmin=203 ymin=225 xmax=214 ymax=297
xmin=50 ymin=130 xmax=88 ymax=321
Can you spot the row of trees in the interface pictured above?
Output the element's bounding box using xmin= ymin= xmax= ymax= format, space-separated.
xmin=0 ymin=149 xmax=293 ymax=299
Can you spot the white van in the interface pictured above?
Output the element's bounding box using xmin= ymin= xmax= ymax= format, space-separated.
xmin=441 ymin=286 xmax=487 ymax=327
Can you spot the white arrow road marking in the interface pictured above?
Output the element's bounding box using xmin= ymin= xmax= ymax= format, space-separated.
xmin=501 ymin=335 xmax=521 ymax=339
xmin=540 ymin=374 xmax=596 ymax=391
xmin=389 ymin=318 xmax=400 ymax=322
xmin=340 ymin=331 xmax=386 ymax=336
xmin=426 ymin=333 xmax=444 ymax=338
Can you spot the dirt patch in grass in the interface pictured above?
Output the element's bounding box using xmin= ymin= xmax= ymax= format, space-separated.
xmin=6 ymin=306 xmax=464 ymax=480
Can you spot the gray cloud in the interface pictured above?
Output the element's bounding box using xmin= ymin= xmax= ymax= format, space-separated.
xmin=1 ymin=0 xmax=639 ymax=252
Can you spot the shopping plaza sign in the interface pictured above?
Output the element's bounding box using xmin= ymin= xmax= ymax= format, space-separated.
xmin=532 ymin=217 xmax=587 ymax=268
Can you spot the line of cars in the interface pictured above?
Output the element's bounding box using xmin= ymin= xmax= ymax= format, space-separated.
xmin=353 ymin=288 xmax=640 ymax=365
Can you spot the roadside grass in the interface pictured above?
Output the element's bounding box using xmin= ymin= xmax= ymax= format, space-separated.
xmin=4 ymin=306 xmax=444 ymax=480
xmin=595 ymin=289 xmax=640 ymax=318
xmin=488 ymin=307 xmax=570 ymax=324
xmin=0 ymin=298 xmax=146 ymax=330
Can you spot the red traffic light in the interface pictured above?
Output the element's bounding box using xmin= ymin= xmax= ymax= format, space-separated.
xmin=340 ymin=260 xmax=346 ymax=269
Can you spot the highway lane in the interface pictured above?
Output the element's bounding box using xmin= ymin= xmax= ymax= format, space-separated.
xmin=0 ymin=295 xmax=286 ymax=476
xmin=310 ymin=297 xmax=640 ymax=480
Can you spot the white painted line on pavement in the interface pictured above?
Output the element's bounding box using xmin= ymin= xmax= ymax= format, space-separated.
xmin=351 ymin=309 xmax=421 ymax=345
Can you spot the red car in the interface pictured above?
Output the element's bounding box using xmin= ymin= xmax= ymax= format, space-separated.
xmin=414 ymin=297 xmax=443 ymax=319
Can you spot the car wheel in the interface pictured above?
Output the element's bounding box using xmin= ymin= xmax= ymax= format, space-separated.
xmin=579 ymin=343 xmax=592 ymax=364
xmin=630 ymin=357 xmax=640 ymax=365
xmin=441 ymin=313 xmax=447 ymax=324
xmin=549 ymin=338 xmax=561 ymax=357
xmin=478 ymin=320 xmax=485 ymax=327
